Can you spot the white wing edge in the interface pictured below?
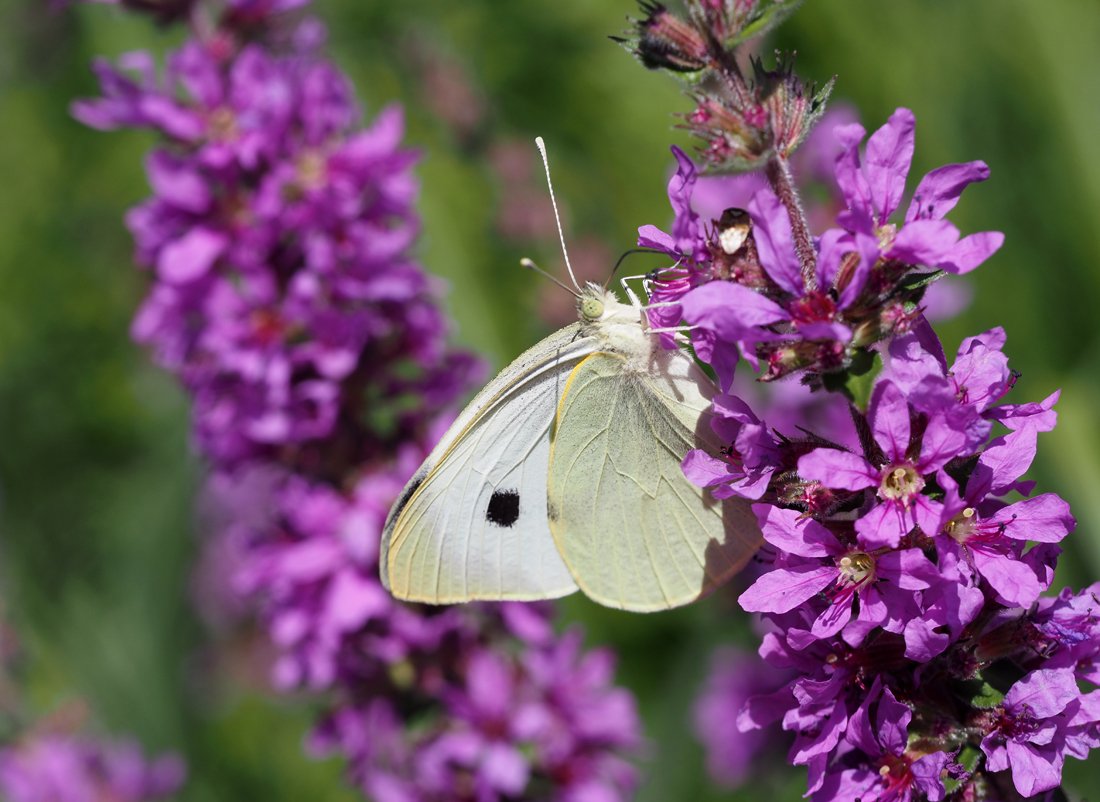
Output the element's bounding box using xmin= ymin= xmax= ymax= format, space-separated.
xmin=379 ymin=323 xmax=597 ymax=591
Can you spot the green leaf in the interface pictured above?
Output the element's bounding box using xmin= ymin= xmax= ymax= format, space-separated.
xmin=822 ymin=349 xmax=881 ymax=412
xmin=942 ymin=743 xmax=984 ymax=795
xmin=897 ymin=270 xmax=947 ymax=293
xmin=958 ymin=677 xmax=1005 ymax=709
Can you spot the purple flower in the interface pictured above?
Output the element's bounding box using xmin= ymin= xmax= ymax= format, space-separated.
xmin=0 ymin=735 xmax=184 ymax=802
xmin=814 ymin=680 xmax=952 ymax=802
xmin=1030 ymin=584 xmax=1100 ymax=682
xmin=78 ymin=30 xmax=478 ymax=466
xmin=694 ymin=647 xmax=791 ymax=788
xmin=798 ymin=380 xmax=966 ymax=549
xmin=980 ymin=668 xmax=1096 ymax=796
xmin=738 ymin=506 xmax=939 ymax=645
xmin=834 ymin=107 xmax=1004 ymax=274
xmin=934 ymin=458 xmax=1073 ymax=609
xmin=681 ymin=393 xmax=779 ymax=500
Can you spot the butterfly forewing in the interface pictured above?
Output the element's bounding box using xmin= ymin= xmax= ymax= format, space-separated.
xmin=382 ymin=324 xmax=596 ymax=603
xmin=547 ymin=349 xmax=762 ymax=611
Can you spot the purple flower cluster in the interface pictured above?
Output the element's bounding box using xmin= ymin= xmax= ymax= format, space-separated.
xmin=210 ymin=454 xmax=640 ymax=801
xmin=637 ymin=104 xmax=1099 ymax=797
xmin=640 ymin=108 xmax=1001 ymax=389
xmin=74 ymin=2 xmax=641 ymax=799
xmin=0 ymin=734 xmax=184 ymax=802
xmin=74 ymin=20 xmax=475 ymax=466
xmin=711 ymin=333 xmax=1099 ymax=800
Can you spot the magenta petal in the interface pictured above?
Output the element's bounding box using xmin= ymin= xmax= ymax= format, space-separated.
xmin=681 ymin=449 xmax=732 ymax=489
xmin=938 ymin=230 xmax=1005 ymax=274
xmin=737 ymin=564 xmax=834 ymax=614
xmin=904 ymin=160 xmax=991 ymax=223
xmin=748 ymin=188 xmax=803 ymax=295
xmin=864 ymin=107 xmax=915 ymax=221
xmin=993 ymin=493 xmax=1075 ymax=543
xmin=481 ymin=743 xmax=530 ymax=795
xmin=146 ymin=150 xmax=212 ymax=213
xmin=854 ymin=502 xmax=908 ymax=550
xmin=157 ymin=226 xmax=227 ymax=283
xmin=972 ymin=550 xmax=1043 ymax=607
xmin=1006 ymin=668 xmax=1079 ymax=718
xmin=1006 ymin=740 xmax=1064 ymax=797
xmin=833 ymin=122 xmax=874 ymax=234
xmin=912 ymin=754 xmax=951 ymax=802
xmin=795 ymin=321 xmax=852 ymax=342
xmin=870 ymin=381 xmax=911 ymax=460
xmin=797 ymin=449 xmax=877 ymax=491
xmin=838 ymin=233 xmax=880 ymax=310
xmin=754 ymin=504 xmax=839 ymax=557
xmin=978 ymin=428 xmax=1039 ymax=495
xmin=636 ymin=224 xmax=675 ymax=253
xmin=877 ymin=548 xmax=939 ymax=590
xmin=681 ymin=280 xmax=788 ymax=335
xmin=917 ymin=413 xmax=971 ymax=472
xmin=813 ymin=228 xmax=849 ymax=290
xmin=811 ymin=599 xmax=852 ymax=639
xmin=888 ymin=219 xmax=959 ymax=266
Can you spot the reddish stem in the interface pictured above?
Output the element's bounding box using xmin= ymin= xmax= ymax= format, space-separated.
xmin=766 ymin=154 xmax=817 ymax=289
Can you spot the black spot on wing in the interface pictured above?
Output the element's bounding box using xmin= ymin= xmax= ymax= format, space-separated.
xmin=389 ymin=470 xmax=427 ymax=524
xmin=547 ymin=498 xmax=559 ymax=523
xmin=487 ymin=489 xmax=521 ymax=527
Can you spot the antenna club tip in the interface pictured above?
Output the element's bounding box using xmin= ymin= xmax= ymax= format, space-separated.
xmin=519 ymin=257 xmax=536 ymax=269
xmin=535 ymin=135 xmax=546 ymax=153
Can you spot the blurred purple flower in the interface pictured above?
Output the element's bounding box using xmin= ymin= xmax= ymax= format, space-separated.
xmin=73 ymin=3 xmax=642 ymax=799
xmin=0 ymin=735 xmax=184 ymax=802
xmin=694 ymin=647 xmax=790 ymax=788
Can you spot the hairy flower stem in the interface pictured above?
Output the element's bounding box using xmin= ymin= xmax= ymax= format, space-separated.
xmin=765 ymin=154 xmax=817 ymax=287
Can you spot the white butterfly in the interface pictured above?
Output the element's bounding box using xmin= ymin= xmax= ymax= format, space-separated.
xmin=379 ymin=139 xmax=762 ymax=612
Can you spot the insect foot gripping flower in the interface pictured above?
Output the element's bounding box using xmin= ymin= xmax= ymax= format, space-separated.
xmin=0 ymin=734 xmax=185 ymax=802
xmin=723 ymin=326 xmax=1100 ymax=799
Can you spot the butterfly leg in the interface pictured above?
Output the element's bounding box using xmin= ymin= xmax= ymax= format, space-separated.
xmin=617 ymin=274 xmax=655 ymax=309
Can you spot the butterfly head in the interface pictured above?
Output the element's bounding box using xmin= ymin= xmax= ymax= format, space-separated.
xmin=577 ymin=283 xmax=608 ymax=324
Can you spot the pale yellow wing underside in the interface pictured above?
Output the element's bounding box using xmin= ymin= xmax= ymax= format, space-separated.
xmin=547 ymin=349 xmax=762 ymax=611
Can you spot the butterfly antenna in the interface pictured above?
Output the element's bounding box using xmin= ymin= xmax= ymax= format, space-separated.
xmin=520 ymin=257 xmax=580 ymax=298
xmin=606 ymin=247 xmax=668 ymax=289
xmin=534 ymin=136 xmax=581 ymax=292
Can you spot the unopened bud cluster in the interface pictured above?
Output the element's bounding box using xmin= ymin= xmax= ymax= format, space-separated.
xmin=617 ymin=0 xmax=830 ymax=171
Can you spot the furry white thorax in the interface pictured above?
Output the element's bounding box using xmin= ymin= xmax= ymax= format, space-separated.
xmin=576 ymin=283 xmax=654 ymax=370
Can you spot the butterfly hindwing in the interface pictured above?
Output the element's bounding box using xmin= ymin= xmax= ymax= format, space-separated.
xmin=382 ymin=324 xmax=595 ymax=603
xmin=546 ymin=348 xmax=762 ymax=611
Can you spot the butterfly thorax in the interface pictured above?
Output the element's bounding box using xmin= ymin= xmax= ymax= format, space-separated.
xmin=576 ymin=283 xmax=653 ymax=369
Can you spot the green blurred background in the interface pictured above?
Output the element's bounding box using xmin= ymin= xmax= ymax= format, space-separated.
xmin=1 ymin=1 xmax=1098 ymax=799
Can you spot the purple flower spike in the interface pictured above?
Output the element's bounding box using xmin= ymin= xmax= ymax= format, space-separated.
xmin=72 ymin=4 xmax=643 ymax=800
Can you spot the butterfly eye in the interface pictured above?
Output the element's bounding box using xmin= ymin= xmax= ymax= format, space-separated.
xmin=580 ymin=297 xmax=605 ymax=321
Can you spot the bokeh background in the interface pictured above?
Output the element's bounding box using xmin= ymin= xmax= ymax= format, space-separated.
xmin=2 ymin=0 xmax=1098 ymax=798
